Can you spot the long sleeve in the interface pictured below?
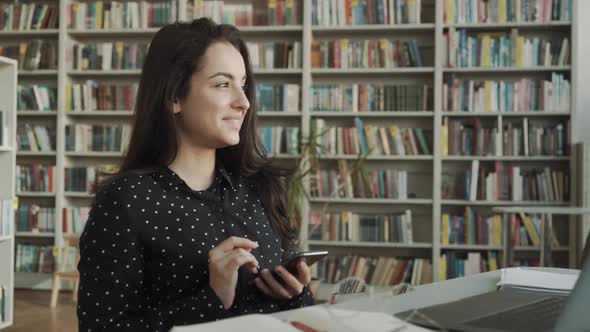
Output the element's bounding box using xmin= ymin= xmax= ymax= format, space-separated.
xmin=278 ymin=285 xmax=315 ymax=310
xmin=77 ymin=186 xmax=232 ymax=332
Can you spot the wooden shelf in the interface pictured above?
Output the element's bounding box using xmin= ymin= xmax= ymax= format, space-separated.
xmin=68 ymin=28 xmax=160 ymax=37
xmin=310 ymin=111 xmax=434 ymax=117
xmin=318 ymin=155 xmax=433 ymax=161
xmin=64 ymin=192 xmax=94 ymax=198
xmin=66 ymin=111 xmax=133 ymax=117
xmin=17 ymin=151 xmax=57 ymax=157
xmin=17 ymin=69 xmax=58 ymax=76
xmin=312 ymin=67 xmax=435 ymax=74
xmin=309 ymin=198 xmax=433 ymax=205
xmin=443 ymin=66 xmax=571 ymax=73
xmin=443 ymin=21 xmax=571 ymax=29
xmin=441 ymin=200 xmax=570 ymax=206
xmin=16 ymin=192 xmax=55 ymax=198
xmin=441 ymin=244 xmax=503 ymax=250
xmin=257 ymin=111 xmax=302 ymax=117
xmin=65 ymin=151 xmax=124 ymax=157
xmin=17 ymin=111 xmax=58 ymax=116
xmin=312 ymin=23 xmax=435 ymax=32
xmin=0 ymin=235 xmax=13 ymax=242
xmin=15 ymin=232 xmax=55 ymax=238
xmin=67 ymin=69 xmax=141 ymax=76
xmin=0 ymin=29 xmax=59 ymax=36
xmin=308 ymin=240 xmax=432 ymax=249
xmin=443 ymin=111 xmax=571 ymax=117
xmin=442 ymin=156 xmax=570 ymax=162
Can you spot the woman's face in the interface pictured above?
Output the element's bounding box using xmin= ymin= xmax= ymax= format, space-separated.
xmin=174 ymin=42 xmax=250 ymax=149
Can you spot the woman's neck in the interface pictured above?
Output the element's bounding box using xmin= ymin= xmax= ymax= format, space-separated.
xmin=168 ymin=142 xmax=216 ymax=191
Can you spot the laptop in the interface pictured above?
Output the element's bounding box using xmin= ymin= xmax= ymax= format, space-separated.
xmin=396 ymin=254 xmax=590 ymax=332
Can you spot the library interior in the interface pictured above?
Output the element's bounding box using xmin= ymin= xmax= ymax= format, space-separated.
xmin=1 ymin=0 xmax=590 ymax=331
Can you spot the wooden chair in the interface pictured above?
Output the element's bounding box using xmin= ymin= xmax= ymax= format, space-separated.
xmin=330 ymin=276 xmax=368 ymax=304
xmin=50 ymin=235 xmax=80 ymax=307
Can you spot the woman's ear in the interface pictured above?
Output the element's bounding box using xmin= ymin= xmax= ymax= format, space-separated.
xmin=172 ymin=98 xmax=181 ymax=115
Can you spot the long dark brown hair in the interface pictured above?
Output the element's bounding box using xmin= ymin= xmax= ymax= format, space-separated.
xmin=96 ymin=18 xmax=300 ymax=248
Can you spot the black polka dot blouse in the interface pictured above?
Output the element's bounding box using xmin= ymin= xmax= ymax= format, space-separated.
xmin=77 ymin=161 xmax=314 ymax=331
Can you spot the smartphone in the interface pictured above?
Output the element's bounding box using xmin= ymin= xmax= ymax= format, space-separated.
xmin=282 ymin=250 xmax=329 ymax=275
xmin=251 ymin=250 xmax=329 ymax=284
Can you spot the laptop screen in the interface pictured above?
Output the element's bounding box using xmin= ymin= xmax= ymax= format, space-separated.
xmin=554 ymin=254 xmax=590 ymax=331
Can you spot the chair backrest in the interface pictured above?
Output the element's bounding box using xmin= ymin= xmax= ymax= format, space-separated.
xmin=331 ymin=276 xmax=366 ymax=295
xmin=57 ymin=235 xmax=81 ymax=273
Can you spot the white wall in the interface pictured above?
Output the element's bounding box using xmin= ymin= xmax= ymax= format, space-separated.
xmin=573 ymin=0 xmax=590 ymax=257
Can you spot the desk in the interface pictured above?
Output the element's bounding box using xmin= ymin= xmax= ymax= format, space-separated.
xmin=271 ymin=267 xmax=579 ymax=322
xmin=492 ymin=207 xmax=590 ymax=267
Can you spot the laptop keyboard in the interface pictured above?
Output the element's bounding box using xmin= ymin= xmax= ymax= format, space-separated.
xmin=465 ymin=296 xmax=567 ymax=332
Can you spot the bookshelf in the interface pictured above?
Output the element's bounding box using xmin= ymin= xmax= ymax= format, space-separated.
xmin=1 ymin=0 xmax=578 ymax=293
xmin=0 ymin=55 xmax=17 ymax=329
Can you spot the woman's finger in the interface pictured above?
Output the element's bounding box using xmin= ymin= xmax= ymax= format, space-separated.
xmin=275 ymin=266 xmax=303 ymax=295
xmin=296 ymin=260 xmax=312 ymax=285
xmin=260 ymin=269 xmax=292 ymax=299
xmin=209 ymin=236 xmax=258 ymax=260
xmin=254 ymin=277 xmax=275 ymax=298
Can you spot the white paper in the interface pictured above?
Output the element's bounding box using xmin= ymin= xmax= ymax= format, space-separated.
xmin=497 ymin=267 xmax=580 ymax=292
xmin=288 ymin=306 xmax=432 ymax=332
xmin=170 ymin=314 xmax=300 ymax=332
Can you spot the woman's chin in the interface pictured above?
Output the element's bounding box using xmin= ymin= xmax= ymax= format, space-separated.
xmin=218 ymin=135 xmax=240 ymax=147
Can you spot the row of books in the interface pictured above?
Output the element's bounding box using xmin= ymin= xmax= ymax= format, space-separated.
xmin=65 ymin=124 xmax=131 ymax=153
xmin=443 ymin=161 xmax=569 ymax=201
xmin=0 ymin=200 xmax=14 ymax=237
xmin=246 ymin=41 xmax=302 ymax=69
xmin=256 ymin=83 xmax=300 ymax=112
xmin=442 ymin=209 xmax=561 ymax=247
xmin=444 ymin=28 xmax=570 ymax=68
xmin=17 ymin=85 xmax=57 ymax=112
xmin=315 ymin=255 xmax=433 ymax=287
xmin=0 ymin=40 xmax=58 ymax=70
xmin=259 ymin=126 xmax=299 ymax=156
xmin=442 ymin=209 xmax=503 ymax=245
xmin=69 ymin=42 xmax=148 ymax=70
xmin=68 ymin=0 xmax=177 ymax=30
xmin=64 ymin=165 xmax=117 ymax=192
xmin=15 ymin=243 xmax=55 ymax=273
xmin=311 ymin=0 xmax=425 ymax=26
xmin=17 ymin=124 xmax=55 ymax=152
xmin=186 ymin=0 xmax=301 ymax=26
xmin=444 ymin=0 xmax=573 ymax=24
xmin=511 ymin=212 xmax=560 ymax=246
xmin=313 ymin=118 xmax=431 ymax=156
xmin=311 ymin=39 xmax=426 ymax=68
xmin=442 ymin=74 xmax=571 ymax=113
xmin=310 ymin=163 xmax=410 ymax=199
xmin=308 ymin=210 xmax=414 ymax=243
xmin=310 ymin=84 xmax=432 ymax=112
xmin=16 ymin=164 xmax=55 ymax=193
xmin=66 ymin=81 xmax=137 ymax=112
xmin=0 ymin=3 xmax=59 ymax=31
xmin=62 ymin=206 xmax=89 ymax=235
xmin=440 ymin=251 xmax=499 ymax=280
xmin=442 ymin=118 xmax=569 ymax=156
xmin=15 ymin=204 xmax=55 ymax=233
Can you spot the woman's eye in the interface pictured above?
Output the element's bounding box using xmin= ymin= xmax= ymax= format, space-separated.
xmin=218 ymin=82 xmax=229 ymax=88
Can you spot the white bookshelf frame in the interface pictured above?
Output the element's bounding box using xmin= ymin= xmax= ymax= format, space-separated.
xmin=6 ymin=0 xmax=577 ymax=291
xmin=0 ymin=55 xmax=17 ymax=330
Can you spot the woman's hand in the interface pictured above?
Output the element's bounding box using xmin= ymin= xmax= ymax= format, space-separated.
xmin=254 ymin=259 xmax=311 ymax=300
xmin=208 ymin=236 xmax=259 ymax=309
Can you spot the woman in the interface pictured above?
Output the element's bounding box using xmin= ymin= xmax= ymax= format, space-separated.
xmin=77 ymin=18 xmax=314 ymax=332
